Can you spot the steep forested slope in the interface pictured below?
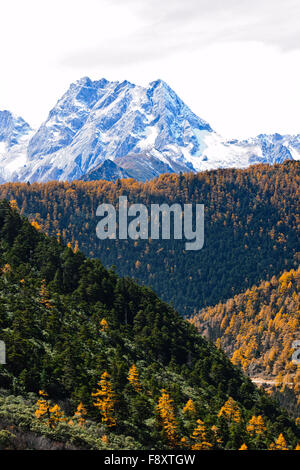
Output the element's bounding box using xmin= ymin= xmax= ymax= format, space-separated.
xmin=0 ymin=161 xmax=298 ymax=315
xmin=190 ymin=267 xmax=300 ymax=417
xmin=0 ymin=200 xmax=299 ymax=450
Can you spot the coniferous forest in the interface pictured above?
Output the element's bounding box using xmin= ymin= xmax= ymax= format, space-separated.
xmin=0 ymin=161 xmax=299 ymax=450
xmin=0 ymin=161 xmax=297 ymax=315
xmin=190 ymin=267 xmax=300 ymax=418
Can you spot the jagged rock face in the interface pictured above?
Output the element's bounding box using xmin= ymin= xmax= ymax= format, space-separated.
xmin=0 ymin=110 xmax=33 ymax=183
xmin=81 ymin=159 xmax=132 ymax=182
xmin=22 ymin=77 xmax=212 ymax=182
xmin=0 ymin=110 xmax=32 ymax=148
xmin=0 ymin=77 xmax=299 ymax=183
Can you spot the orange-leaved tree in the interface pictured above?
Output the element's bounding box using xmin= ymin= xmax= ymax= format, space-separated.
xmin=74 ymin=402 xmax=87 ymax=427
xmin=35 ymin=390 xmax=65 ymax=428
xmin=100 ymin=318 xmax=109 ymax=332
xmin=246 ymin=415 xmax=266 ymax=436
xmin=157 ymin=389 xmax=178 ymax=446
xmin=128 ymin=364 xmax=142 ymax=392
xmin=269 ymin=433 xmax=289 ymax=450
xmin=182 ymin=399 xmax=196 ymax=417
xmin=92 ymin=372 xmax=116 ymax=427
xmin=218 ymin=397 xmax=242 ymax=423
xmin=190 ymin=419 xmax=212 ymax=450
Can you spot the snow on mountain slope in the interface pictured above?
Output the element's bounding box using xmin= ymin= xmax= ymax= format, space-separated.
xmin=18 ymin=77 xmax=212 ymax=182
xmin=0 ymin=77 xmax=298 ymax=183
xmin=189 ymin=131 xmax=297 ymax=171
xmin=0 ymin=110 xmax=33 ymax=183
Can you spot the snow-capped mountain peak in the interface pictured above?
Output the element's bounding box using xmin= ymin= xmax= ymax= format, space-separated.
xmin=0 ymin=78 xmax=298 ymax=183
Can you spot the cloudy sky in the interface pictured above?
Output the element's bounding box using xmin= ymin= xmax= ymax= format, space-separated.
xmin=0 ymin=0 xmax=300 ymax=138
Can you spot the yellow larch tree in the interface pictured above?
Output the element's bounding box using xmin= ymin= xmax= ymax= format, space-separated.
xmin=128 ymin=364 xmax=142 ymax=392
xmin=31 ymin=219 xmax=42 ymax=231
xmin=190 ymin=419 xmax=212 ymax=450
xmin=239 ymin=443 xmax=248 ymax=450
xmin=100 ymin=318 xmax=109 ymax=332
xmin=48 ymin=404 xmax=65 ymax=428
xmin=157 ymin=389 xmax=178 ymax=446
xmin=211 ymin=425 xmax=223 ymax=447
xmin=35 ymin=390 xmax=65 ymax=428
xmin=218 ymin=397 xmax=242 ymax=423
xmin=35 ymin=390 xmax=49 ymax=420
xmin=246 ymin=415 xmax=266 ymax=436
xmin=9 ymin=199 xmax=19 ymax=211
xmin=92 ymin=372 xmax=116 ymax=427
xmin=182 ymin=399 xmax=196 ymax=417
xmin=269 ymin=433 xmax=289 ymax=450
xmin=74 ymin=402 xmax=87 ymax=427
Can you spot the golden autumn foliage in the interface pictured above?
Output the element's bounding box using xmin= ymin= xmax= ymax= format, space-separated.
xmin=190 ymin=419 xmax=212 ymax=450
xmin=182 ymin=399 xmax=196 ymax=416
xmin=1 ymin=161 xmax=298 ymax=320
xmin=218 ymin=397 xmax=242 ymax=423
xmin=92 ymin=372 xmax=116 ymax=427
xmin=100 ymin=318 xmax=109 ymax=332
xmin=35 ymin=390 xmax=65 ymax=428
xmin=1 ymin=263 xmax=12 ymax=274
xmin=128 ymin=364 xmax=142 ymax=392
xmin=246 ymin=415 xmax=266 ymax=436
xmin=74 ymin=402 xmax=87 ymax=427
xmin=211 ymin=425 xmax=223 ymax=446
xmin=67 ymin=240 xmax=79 ymax=253
xmin=180 ymin=436 xmax=188 ymax=447
xmin=31 ymin=219 xmax=42 ymax=231
xmin=269 ymin=433 xmax=289 ymax=450
xmin=190 ymin=266 xmax=300 ymax=403
xmin=157 ymin=389 xmax=178 ymax=446
xmin=239 ymin=443 xmax=248 ymax=450
xmin=9 ymin=199 xmax=18 ymax=211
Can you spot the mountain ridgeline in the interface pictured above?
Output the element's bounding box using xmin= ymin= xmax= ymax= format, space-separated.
xmin=0 ymin=77 xmax=299 ymax=184
xmin=0 ymin=160 xmax=298 ymax=315
xmin=0 ymin=200 xmax=299 ymax=450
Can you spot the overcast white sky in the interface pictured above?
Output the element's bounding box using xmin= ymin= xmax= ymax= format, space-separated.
xmin=0 ymin=0 xmax=300 ymax=138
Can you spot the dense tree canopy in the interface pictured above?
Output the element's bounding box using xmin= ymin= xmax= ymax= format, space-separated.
xmin=0 ymin=161 xmax=298 ymax=315
xmin=0 ymin=200 xmax=299 ymax=449
xmin=190 ymin=266 xmax=300 ymax=418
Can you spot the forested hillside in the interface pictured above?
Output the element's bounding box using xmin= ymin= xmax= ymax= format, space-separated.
xmin=0 ymin=160 xmax=298 ymax=315
xmin=190 ymin=267 xmax=300 ymax=417
xmin=0 ymin=200 xmax=299 ymax=450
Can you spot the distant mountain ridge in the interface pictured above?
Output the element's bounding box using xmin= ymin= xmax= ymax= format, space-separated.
xmin=0 ymin=77 xmax=299 ymax=182
xmin=81 ymin=159 xmax=132 ymax=182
